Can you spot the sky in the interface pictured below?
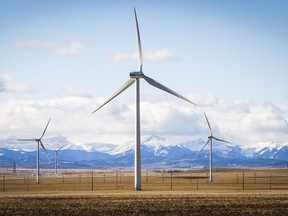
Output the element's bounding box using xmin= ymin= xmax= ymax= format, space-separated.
xmin=0 ymin=0 xmax=287 ymax=147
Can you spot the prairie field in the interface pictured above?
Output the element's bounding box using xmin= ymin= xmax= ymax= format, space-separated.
xmin=0 ymin=169 xmax=288 ymax=215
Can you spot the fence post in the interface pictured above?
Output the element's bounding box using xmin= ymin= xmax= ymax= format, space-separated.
xmin=103 ymin=173 xmax=105 ymax=183
xmin=162 ymin=171 xmax=164 ymax=183
xmin=2 ymin=174 xmax=5 ymax=192
xmin=26 ymin=175 xmax=29 ymax=192
xmin=237 ymin=174 xmax=239 ymax=184
xmin=116 ymin=172 xmax=118 ymax=190
xmin=146 ymin=170 xmax=148 ymax=183
xmin=269 ymin=173 xmax=272 ymax=190
xmin=170 ymin=172 xmax=173 ymax=190
xmin=242 ymin=170 xmax=245 ymax=190
xmin=254 ymin=172 xmax=256 ymax=184
xmin=91 ymin=171 xmax=94 ymax=191
xmin=196 ymin=174 xmax=198 ymax=190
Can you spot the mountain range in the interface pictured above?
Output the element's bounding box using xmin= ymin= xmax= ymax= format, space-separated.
xmin=0 ymin=134 xmax=287 ymax=170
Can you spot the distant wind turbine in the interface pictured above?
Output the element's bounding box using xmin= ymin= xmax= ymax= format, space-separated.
xmin=92 ymin=8 xmax=197 ymax=190
xmin=54 ymin=144 xmax=66 ymax=174
xmin=17 ymin=119 xmax=51 ymax=183
xmin=196 ymin=113 xmax=231 ymax=182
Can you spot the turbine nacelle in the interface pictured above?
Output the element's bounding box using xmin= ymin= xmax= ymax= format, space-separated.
xmin=130 ymin=71 xmax=144 ymax=79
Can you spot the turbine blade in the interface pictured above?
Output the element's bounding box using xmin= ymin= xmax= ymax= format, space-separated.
xmin=57 ymin=144 xmax=66 ymax=151
xmin=40 ymin=119 xmax=51 ymax=139
xmin=204 ymin=112 xmax=212 ymax=135
xmin=17 ymin=139 xmax=36 ymax=141
xmin=143 ymin=74 xmax=197 ymax=106
xmin=195 ymin=139 xmax=210 ymax=158
xmin=92 ymin=79 xmax=135 ymax=113
xmin=212 ymin=136 xmax=231 ymax=144
xmin=40 ymin=140 xmax=51 ymax=161
xmin=134 ymin=7 xmax=143 ymax=72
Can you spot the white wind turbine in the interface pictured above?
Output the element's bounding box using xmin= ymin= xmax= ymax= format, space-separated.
xmin=196 ymin=113 xmax=231 ymax=182
xmin=92 ymin=8 xmax=197 ymax=190
xmin=54 ymin=144 xmax=66 ymax=174
xmin=17 ymin=119 xmax=51 ymax=183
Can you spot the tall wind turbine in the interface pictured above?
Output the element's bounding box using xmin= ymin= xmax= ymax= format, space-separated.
xmin=196 ymin=113 xmax=231 ymax=182
xmin=54 ymin=144 xmax=66 ymax=174
xmin=92 ymin=8 xmax=197 ymax=190
xmin=17 ymin=119 xmax=51 ymax=183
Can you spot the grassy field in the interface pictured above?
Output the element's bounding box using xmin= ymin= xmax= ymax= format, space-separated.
xmin=0 ymin=169 xmax=288 ymax=215
xmin=1 ymin=169 xmax=288 ymax=192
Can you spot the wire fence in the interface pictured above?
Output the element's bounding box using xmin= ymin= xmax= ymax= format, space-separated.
xmin=1 ymin=169 xmax=288 ymax=192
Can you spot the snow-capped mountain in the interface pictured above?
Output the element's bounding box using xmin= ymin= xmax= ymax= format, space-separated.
xmin=242 ymin=142 xmax=288 ymax=161
xmin=142 ymin=134 xmax=186 ymax=158
xmin=0 ymin=135 xmax=287 ymax=169
xmin=0 ymin=135 xmax=73 ymax=152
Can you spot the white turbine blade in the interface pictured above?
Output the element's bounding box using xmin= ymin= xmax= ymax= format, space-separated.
xmin=204 ymin=112 xmax=212 ymax=135
xmin=17 ymin=139 xmax=36 ymax=141
xmin=40 ymin=119 xmax=51 ymax=139
xmin=143 ymin=74 xmax=197 ymax=106
xmin=92 ymin=79 xmax=135 ymax=113
xmin=195 ymin=139 xmax=210 ymax=158
xmin=57 ymin=144 xmax=66 ymax=151
xmin=40 ymin=140 xmax=51 ymax=161
xmin=212 ymin=136 xmax=231 ymax=144
xmin=134 ymin=7 xmax=143 ymax=72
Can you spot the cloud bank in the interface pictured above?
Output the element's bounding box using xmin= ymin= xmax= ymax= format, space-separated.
xmin=0 ymin=92 xmax=287 ymax=146
xmin=0 ymin=74 xmax=33 ymax=93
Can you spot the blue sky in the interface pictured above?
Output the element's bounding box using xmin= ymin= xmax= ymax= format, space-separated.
xmin=0 ymin=0 xmax=287 ymax=146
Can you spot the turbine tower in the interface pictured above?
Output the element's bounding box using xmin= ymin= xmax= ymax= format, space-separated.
xmin=196 ymin=113 xmax=231 ymax=182
xmin=18 ymin=119 xmax=51 ymax=183
xmin=54 ymin=144 xmax=66 ymax=174
xmin=92 ymin=8 xmax=197 ymax=190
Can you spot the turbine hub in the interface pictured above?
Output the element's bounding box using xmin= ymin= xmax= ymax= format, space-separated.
xmin=130 ymin=71 xmax=143 ymax=78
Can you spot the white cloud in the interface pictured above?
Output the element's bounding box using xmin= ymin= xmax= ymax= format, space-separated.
xmin=218 ymin=100 xmax=251 ymax=113
xmin=241 ymin=104 xmax=288 ymax=142
xmin=187 ymin=93 xmax=251 ymax=115
xmin=110 ymin=49 xmax=175 ymax=62
xmin=145 ymin=49 xmax=176 ymax=61
xmin=64 ymin=87 xmax=91 ymax=98
xmin=14 ymin=40 xmax=85 ymax=55
xmin=0 ymin=93 xmax=287 ymax=146
xmin=188 ymin=92 xmax=219 ymax=107
xmin=0 ymin=74 xmax=33 ymax=93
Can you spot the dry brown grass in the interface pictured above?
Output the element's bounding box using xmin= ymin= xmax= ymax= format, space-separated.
xmin=1 ymin=191 xmax=288 ymax=215
xmin=0 ymin=169 xmax=288 ymax=215
xmin=2 ymin=169 xmax=288 ymax=192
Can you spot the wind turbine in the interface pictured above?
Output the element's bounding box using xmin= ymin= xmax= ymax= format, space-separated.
xmin=17 ymin=119 xmax=51 ymax=183
xmin=54 ymin=144 xmax=66 ymax=174
xmin=196 ymin=113 xmax=231 ymax=182
xmin=92 ymin=8 xmax=197 ymax=190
